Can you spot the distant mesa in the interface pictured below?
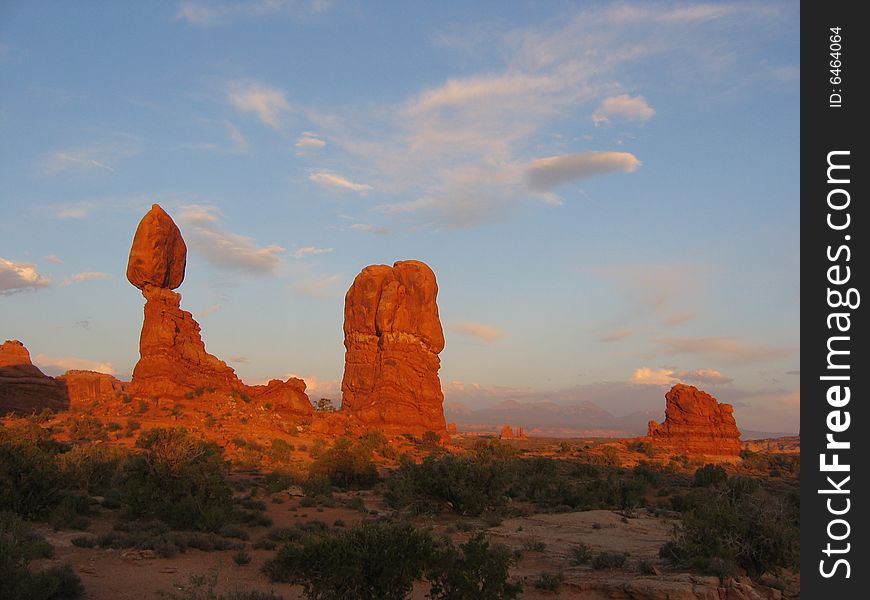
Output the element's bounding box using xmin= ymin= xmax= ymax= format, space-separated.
xmin=646 ymin=383 xmax=741 ymax=459
xmin=499 ymin=425 xmax=527 ymax=440
xmin=0 ymin=339 xmax=69 ymax=414
xmin=56 ymin=370 xmax=125 ymax=409
xmin=341 ymin=260 xmax=447 ymax=433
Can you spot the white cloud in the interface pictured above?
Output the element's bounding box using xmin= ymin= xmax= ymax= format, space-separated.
xmin=630 ymin=367 xmax=732 ymax=386
xmin=44 ymin=254 xmax=64 ymax=265
xmin=309 ymin=170 xmax=372 ymax=193
xmin=295 ymin=132 xmax=326 ymax=148
xmin=524 ymin=152 xmax=640 ymax=192
xmin=33 ymin=354 xmax=115 ymax=376
xmin=60 ymin=271 xmax=110 ymax=286
xmin=598 ymin=329 xmax=633 ymax=343
xmin=178 ymin=204 xmax=285 ymax=273
xmin=0 ymin=258 xmax=51 ymax=295
xmin=593 ymin=94 xmax=655 ymax=124
xmin=228 ymin=355 xmax=249 ymax=363
xmin=286 ymin=373 xmax=341 ymax=400
xmin=227 ymin=81 xmax=291 ymax=129
xmin=451 ymin=321 xmax=506 ymax=342
xmin=292 ymin=246 xmax=333 ymax=259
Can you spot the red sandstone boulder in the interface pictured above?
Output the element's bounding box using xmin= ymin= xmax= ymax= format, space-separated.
xmin=647 ymin=384 xmax=741 ymax=458
xmin=126 ymin=204 xmax=187 ymax=290
xmin=0 ymin=340 xmax=68 ymax=413
xmin=247 ymin=377 xmax=313 ymax=417
xmin=341 ymin=260 xmax=446 ymax=433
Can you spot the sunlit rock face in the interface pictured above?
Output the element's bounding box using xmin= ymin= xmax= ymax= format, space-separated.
xmin=341 ymin=260 xmax=446 ymax=433
xmin=647 ymin=384 xmax=741 ymax=458
xmin=0 ymin=340 xmax=68 ymax=413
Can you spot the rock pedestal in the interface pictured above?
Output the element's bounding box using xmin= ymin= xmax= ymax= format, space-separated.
xmin=647 ymin=384 xmax=741 ymax=458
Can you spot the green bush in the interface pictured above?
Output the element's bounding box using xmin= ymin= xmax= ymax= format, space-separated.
xmin=532 ymin=571 xmax=563 ymax=592
xmin=308 ymin=437 xmax=378 ymax=489
xmin=66 ymin=415 xmax=107 ymax=442
xmin=662 ymin=476 xmax=799 ymax=577
xmin=569 ymin=542 xmax=592 ymax=565
xmin=0 ymin=439 xmax=65 ymax=518
xmin=267 ymin=439 xmax=295 ymax=463
xmin=592 ymin=551 xmax=628 ymax=570
xmin=263 ymin=521 xmax=434 ymax=600
xmin=693 ymin=464 xmax=728 ymax=488
xmin=427 ymin=532 xmax=521 ymax=599
xmin=1 ymin=511 xmax=84 ymax=599
xmin=119 ymin=428 xmax=233 ymax=531
xmin=58 ymin=444 xmax=127 ymax=495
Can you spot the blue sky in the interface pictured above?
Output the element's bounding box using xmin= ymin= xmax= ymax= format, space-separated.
xmin=0 ymin=1 xmax=799 ymax=432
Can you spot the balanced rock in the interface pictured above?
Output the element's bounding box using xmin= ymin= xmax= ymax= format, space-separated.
xmin=0 ymin=340 xmax=69 ymax=413
xmin=127 ymin=204 xmax=187 ymax=290
xmin=341 ymin=260 xmax=446 ymax=433
xmin=647 ymin=384 xmax=741 ymax=458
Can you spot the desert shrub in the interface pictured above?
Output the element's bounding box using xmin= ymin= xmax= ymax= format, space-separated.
xmin=628 ymin=440 xmax=655 ymax=456
xmin=532 ymin=571 xmax=563 ymax=592
xmin=427 ymin=532 xmax=521 ymax=600
xmin=160 ymin=569 xmax=283 ymax=600
xmin=262 ymin=521 xmax=434 ymax=600
xmin=58 ymin=444 xmax=127 ymax=495
xmin=421 ymin=430 xmax=441 ymax=449
xmin=66 ymin=415 xmax=107 ymax=442
xmin=637 ymin=559 xmax=658 ymax=575
xmin=264 ymin=470 xmax=300 ymax=493
xmin=308 ymin=437 xmax=378 ymax=489
xmin=569 ymin=542 xmax=592 ymax=565
xmin=48 ymin=494 xmax=91 ymax=531
xmin=470 ymin=439 xmax=517 ymax=462
xmin=386 ymin=454 xmax=511 ymax=516
xmin=359 ymin=430 xmax=388 ymax=452
xmin=267 ymin=439 xmax=295 ymax=463
xmin=661 ymin=476 xmax=799 ymax=577
xmin=233 ymin=550 xmax=252 ymax=566
xmin=71 ymin=536 xmax=96 ymax=548
xmin=1 ymin=511 xmax=84 ymax=599
xmin=220 ymin=525 xmax=249 ymax=540
xmin=592 ymin=551 xmax=628 ymax=570
xmin=106 ymin=421 xmax=123 ymax=432
xmin=693 ymin=464 xmax=728 ymax=488
xmin=301 ymin=473 xmax=332 ymax=497
xmin=0 ymin=439 xmax=65 ymax=518
xmin=119 ymin=428 xmax=233 ymax=531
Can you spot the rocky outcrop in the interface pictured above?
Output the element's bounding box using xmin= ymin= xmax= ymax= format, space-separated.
xmin=247 ymin=377 xmax=313 ymax=417
xmin=647 ymin=384 xmax=741 ymax=458
xmin=125 ymin=204 xmax=312 ymax=416
xmin=55 ymin=370 xmax=126 ymax=409
xmin=499 ymin=425 xmax=528 ymax=439
xmin=341 ymin=260 xmax=446 ymax=433
xmin=0 ymin=340 xmax=69 ymax=413
xmin=130 ymin=284 xmax=243 ymax=398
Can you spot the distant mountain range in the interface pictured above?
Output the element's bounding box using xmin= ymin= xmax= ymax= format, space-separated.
xmin=444 ymin=399 xmax=796 ymax=440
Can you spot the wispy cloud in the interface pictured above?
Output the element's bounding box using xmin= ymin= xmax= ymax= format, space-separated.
xmin=598 ymin=329 xmax=633 ymax=343
xmin=184 ymin=121 xmax=251 ymax=154
xmin=60 ymin=271 xmax=110 ymax=287
xmin=176 ymin=0 xmax=332 ymax=27
xmin=178 ymin=204 xmax=285 ymax=273
xmin=296 ymin=272 xmax=343 ymax=298
xmin=40 ymin=138 xmax=141 ymax=176
xmin=309 ymin=170 xmax=372 ymax=193
xmin=33 ymin=354 xmax=115 ymax=376
xmin=228 ymin=355 xmax=249 ymax=363
xmin=656 ymin=336 xmax=795 ymax=365
xmin=44 ymin=254 xmax=64 ymax=265
xmin=451 ymin=321 xmax=506 ymax=342
xmin=593 ymin=94 xmax=655 ymax=124
xmin=295 ymin=132 xmax=326 ymax=148
xmin=0 ymin=258 xmax=51 ymax=295
xmin=523 ymin=152 xmax=640 ymax=192
xmin=227 ymin=81 xmax=291 ymax=129
xmin=195 ymin=304 xmax=222 ymax=318
xmin=349 ymin=223 xmax=388 ymax=235
xmin=292 ymin=246 xmax=333 ymax=259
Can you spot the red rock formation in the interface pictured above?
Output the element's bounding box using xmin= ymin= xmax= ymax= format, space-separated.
xmin=499 ymin=425 xmax=514 ymax=439
xmin=127 ymin=204 xmax=187 ymax=290
xmin=516 ymin=426 xmax=528 ymax=439
xmin=55 ymin=370 xmax=126 ymax=409
xmin=341 ymin=260 xmax=446 ymax=433
xmin=125 ymin=204 xmax=312 ymax=416
xmin=647 ymin=384 xmax=741 ymax=458
xmin=247 ymin=377 xmax=313 ymax=417
xmin=0 ymin=340 xmax=68 ymax=413
xmin=446 ymin=422 xmax=458 ymax=434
